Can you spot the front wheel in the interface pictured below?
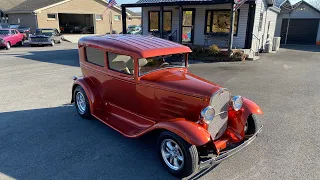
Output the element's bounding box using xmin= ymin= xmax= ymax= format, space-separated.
xmin=157 ymin=131 xmax=199 ymax=178
xmin=5 ymin=42 xmax=10 ymax=50
xmin=73 ymin=86 xmax=91 ymax=118
xmin=50 ymin=40 xmax=55 ymax=46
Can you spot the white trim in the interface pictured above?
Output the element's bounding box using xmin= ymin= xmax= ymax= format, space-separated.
xmin=34 ymin=0 xmax=73 ymax=13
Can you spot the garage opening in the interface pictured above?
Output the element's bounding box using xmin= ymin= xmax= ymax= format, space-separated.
xmin=280 ymin=19 xmax=319 ymax=45
xmin=59 ymin=13 xmax=94 ymax=34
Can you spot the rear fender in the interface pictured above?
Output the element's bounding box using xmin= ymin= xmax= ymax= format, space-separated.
xmin=152 ymin=118 xmax=211 ymax=146
xmin=71 ymin=77 xmax=103 ymax=113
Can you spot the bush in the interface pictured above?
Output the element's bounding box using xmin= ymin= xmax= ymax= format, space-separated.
xmin=191 ymin=45 xmax=205 ymax=54
xmin=231 ymin=51 xmax=247 ymax=61
xmin=208 ymin=44 xmax=220 ymax=56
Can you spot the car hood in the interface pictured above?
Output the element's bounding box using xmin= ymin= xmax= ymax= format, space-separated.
xmin=140 ymin=69 xmax=221 ymax=98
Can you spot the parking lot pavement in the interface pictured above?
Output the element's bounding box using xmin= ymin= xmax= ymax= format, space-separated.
xmin=0 ymin=44 xmax=320 ymax=180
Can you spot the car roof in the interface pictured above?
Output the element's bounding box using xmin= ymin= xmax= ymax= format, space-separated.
xmin=79 ymin=35 xmax=192 ymax=58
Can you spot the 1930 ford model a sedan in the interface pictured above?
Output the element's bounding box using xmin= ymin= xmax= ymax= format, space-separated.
xmin=72 ymin=35 xmax=263 ymax=177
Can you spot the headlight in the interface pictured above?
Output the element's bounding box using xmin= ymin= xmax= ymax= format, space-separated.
xmin=231 ymin=95 xmax=243 ymax=111
xmin=0 ymin=38 xmax=4 ymax=43
xmin=201 ymin=106 xmax=215 ymax=123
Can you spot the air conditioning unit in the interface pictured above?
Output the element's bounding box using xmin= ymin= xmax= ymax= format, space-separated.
xmin=273 ymin=37 xmax=281 ymax=52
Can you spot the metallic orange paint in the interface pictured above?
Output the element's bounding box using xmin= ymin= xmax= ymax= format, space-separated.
xmin=73 ymin=35 xmax=263 ymax=151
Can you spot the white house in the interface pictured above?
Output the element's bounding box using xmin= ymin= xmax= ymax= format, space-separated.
xmin=121 ymin=0 xmax=280 ymax=55
xmin=275 ymin=0 xmax=320 ymax=45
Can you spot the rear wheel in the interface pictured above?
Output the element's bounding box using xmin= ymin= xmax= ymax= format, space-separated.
xmin=157 ymin=131 xmax=199 ymax=178
xmin=19 ymin=40 xmax=24 ymax=46
xmin=73 ymin=86 xmax=91 ymax=118
xmin=50 ymin=40 xmax=55 ymax=46
xmin=5 ymin=42 xmax=10 ymax=50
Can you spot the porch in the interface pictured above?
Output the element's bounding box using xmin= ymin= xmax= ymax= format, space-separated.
xmin=121 ymin=0 xmax=257 ymax=52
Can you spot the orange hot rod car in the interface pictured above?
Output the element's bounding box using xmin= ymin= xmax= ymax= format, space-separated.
xmin=71 ymin=35 xmax=263 ymax=177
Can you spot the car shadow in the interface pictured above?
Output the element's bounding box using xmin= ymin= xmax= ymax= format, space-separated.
xmin=280 ymin=44 xmax=320 ymax=52
xmin=14 ymin=48 xmax=80 ymax=67
xmin=0 ymin=105 xmax=219 ymax=180
xmin=0 ymin=105 xmax=179 ymax=179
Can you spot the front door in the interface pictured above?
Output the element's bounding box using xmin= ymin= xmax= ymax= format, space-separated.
xmin=182 ymin=9 xmax=195 ymax=44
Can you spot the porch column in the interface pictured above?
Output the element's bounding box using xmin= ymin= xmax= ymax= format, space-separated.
xmin=228 ymin=3 xmax=235 ymax=52
xmin=121 ymin=6 xmax=127 ymax=34
xmin=178 ymin=5 xmax=183 ymax=43
xmin=160 ymin=6 xmax=164 ymax=38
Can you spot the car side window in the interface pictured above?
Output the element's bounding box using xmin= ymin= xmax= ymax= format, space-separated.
xmin=85 ymin=47 xmax=105 ymax=67
xmin=107 ymin=52 xmax=134 ymax=75
xmin=11 ymin=30 xmax=16 ymax=34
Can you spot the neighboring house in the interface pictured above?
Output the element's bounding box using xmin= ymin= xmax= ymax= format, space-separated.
xmin=121 ymin=0 xmax=280 ymax=54
xmin=275 ymin=0 xmax=320 ymax=45
xmin=0 ymin=0 xmax=25 ymax=23
xmin=2 ymin=0 xmax=141 ymax=34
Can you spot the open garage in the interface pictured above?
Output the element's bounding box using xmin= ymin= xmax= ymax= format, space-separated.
xmin=5 ymin=0 xmax=141 ymax=35
xmin=59 ymin=13 xmax=94 ymax=34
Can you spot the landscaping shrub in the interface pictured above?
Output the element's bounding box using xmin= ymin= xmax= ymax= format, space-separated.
xmin=208 ymin=44 xmax=220 ymax=56
xmin=231 ymin=51 xmax=247 ymax=61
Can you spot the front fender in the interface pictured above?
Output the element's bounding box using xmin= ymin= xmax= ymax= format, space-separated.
xmin=242 ymin=97 xmax=263 ymax=115
xmin=71 ymin=77 xmax=103 ymax=113
xmin=152 ymin=118 xmax=211 ymax=146
xmin=227 ymin=97 xmax=263 ymax=141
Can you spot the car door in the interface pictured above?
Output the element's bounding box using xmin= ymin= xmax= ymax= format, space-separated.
xmin=15 ymin=30 xmax=23 ymax=41
xmin=10 ymin=30 xmax=18 ymax=45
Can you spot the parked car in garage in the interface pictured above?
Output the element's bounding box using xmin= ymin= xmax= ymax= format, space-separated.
xmin=29 ymin=28 xmax=63 ymax=46
xmin=0 ymin=28 xmax=24 ymax=50
xmin=60 ymin=22 xmax=83 ymax=33
xmin=71 ymin=35 xmax=264 ymax=178
xmin=9 ymin=24 xmax=31 ymax=40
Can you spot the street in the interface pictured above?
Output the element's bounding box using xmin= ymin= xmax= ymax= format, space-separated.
xmin=0 ymin=43 xmax=319 ymax=180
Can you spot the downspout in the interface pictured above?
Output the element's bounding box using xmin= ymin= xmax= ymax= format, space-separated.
xmin=33 ymin=11 xmax=38 ymax=32
xmin=261 ymin=5 xmax=269 ymax=51
xmin=284 ymin=11 xmax=291 ymax=45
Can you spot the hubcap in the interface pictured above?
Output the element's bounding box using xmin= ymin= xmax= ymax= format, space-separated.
xmin=161 ymin=139 xmax=184 ymax=171
xmin=76 ymin=92 xmax=86 ymax=114
xmin=6 ymin=43 xmax=10 ymax=48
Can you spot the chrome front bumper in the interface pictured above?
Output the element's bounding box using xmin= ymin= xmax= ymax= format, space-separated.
xmin=199 ymin=125 xmax=263 ymax=169
xmin=29 ymin=41 xmax=52 ymax=45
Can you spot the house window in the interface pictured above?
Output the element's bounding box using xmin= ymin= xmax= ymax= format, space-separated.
xmin=85 ymin=47 xmax=105 ymax=67
xmin=47 ymin=14 xmax=57 ymax=20
xmin=148 ymin=11 xmax=172 ymax=32
xmin=96 ymin=14 xmax=103 ymax=20
xmin=108 ymin=52 xmax=134 ymax=75
xmin=205 ymin=10 xmax=239 ymax=35
xmin=114 ymin=15 xmax=121 ymax=21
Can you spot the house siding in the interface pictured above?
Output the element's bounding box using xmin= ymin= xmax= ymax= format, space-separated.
xmin=275 ymin=3 xmax=320 ymax=41
xmin=8 ymin=13 xmax=38 ymax=32
xmin=142 ymin=4 xmax=249 ymax=48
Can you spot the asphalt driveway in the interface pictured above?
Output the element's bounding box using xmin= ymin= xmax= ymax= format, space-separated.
xmin=0 ymin=44 xmax=319 ymax=180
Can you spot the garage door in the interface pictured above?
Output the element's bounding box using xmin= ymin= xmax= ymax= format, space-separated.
xmin=280 ymin=19 xmax=319 ymax=44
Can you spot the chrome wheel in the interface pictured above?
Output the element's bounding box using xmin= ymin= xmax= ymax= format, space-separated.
xmin=161 ymin=139 xmax=184 ymax=171
xmin=76 ymin=92 xmax=86 ymax=115
xmin=6 ymin=42 xmax=10 ymax=50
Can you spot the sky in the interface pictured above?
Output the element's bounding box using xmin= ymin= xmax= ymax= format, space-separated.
xmin=112 ymin=0 xmax=142 ymax=12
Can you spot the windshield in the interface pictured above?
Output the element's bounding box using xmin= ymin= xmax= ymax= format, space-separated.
xmin=139 ymin=53 xmax=186 ymax=76
xmin=10 ymin=24 xmax=19 ymax=29
xmin=0 ymin=24 xmax=9 ymax=28
xmin=0 ymin=30 xmax=10 ymax=35
xmin=36 ymin=29 xmax=53 ymax=36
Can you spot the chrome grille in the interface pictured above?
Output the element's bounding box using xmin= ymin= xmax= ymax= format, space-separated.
xmin=208 ymin=88 xmax=230 ymax=140
xmin=31 ymin=38 xmax=48 ymax=42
